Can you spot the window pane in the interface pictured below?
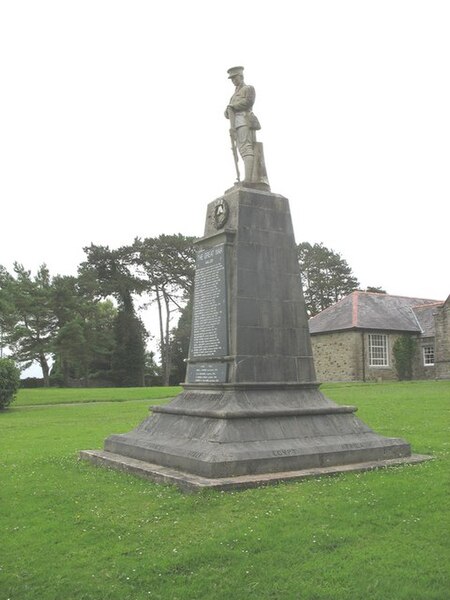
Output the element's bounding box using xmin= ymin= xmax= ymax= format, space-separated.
xmin=423 ymin=346 xmax=435 ymax=366
xmin=369 ymin=334 xmax=388 ymax=366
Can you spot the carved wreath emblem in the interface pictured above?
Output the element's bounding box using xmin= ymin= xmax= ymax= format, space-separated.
xmin=213 ymin=198 xmax=229 ymax=229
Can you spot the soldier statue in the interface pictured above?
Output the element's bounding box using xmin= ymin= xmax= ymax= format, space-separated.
xmin=225 ymin=66 xmax=269 ymax=189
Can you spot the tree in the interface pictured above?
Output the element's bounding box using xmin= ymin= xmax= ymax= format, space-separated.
xmin=0 ymin=263 xmax=118 ymax=387
xmin=144 ymin=351 xmax=162 ymax=386
xmin=0 ymin=266 xmax=14 ymax=360
xmin=364 ymin=286 xmax=387 ymax=294
xmin=51 ymin=275 xmax=117 ymax=386
xmin=0 ymin=264 xmax=57 ymax=386
xmin=83 ymin=300 xmax=117 ymax=383
xmin=167 ymin=296 xmax=192 ymax=385
xmin=53 ymin=318 xmax=87 ymax=385
xmin=51 ymin=299 xmax=116 ymax=386
xmin=0 ymin=358 xmax=20 ymax=409
xmin=297 ymin=242 xmax=359 ymax=316
xmin=79 ymin=236 xmax=196 ymax=386
xmin=79 ymin=243 xmax=146 ymax=304
xmin=110 ymin=294 xmax=147 ymax=387
xmin=133 ymin=234 xmax=196 ymax=386
xmin=79 ymin=244 xmax=146 ymax=386
xmin=51 ymin=275 xmax=87 ymax=386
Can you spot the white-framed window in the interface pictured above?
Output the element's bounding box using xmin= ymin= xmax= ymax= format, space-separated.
xmin=423 ymin=346 xmax=435 ymax=366
xmin=368 ymin=334 xmax=389 ymax=367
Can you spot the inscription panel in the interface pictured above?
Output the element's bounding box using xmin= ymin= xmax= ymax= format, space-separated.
xmin=186 ymin=362 xmax=228 ymax=383
xmin=273 ymin=449 xmax=296 ymax=457
xmin=190 ymin=244 xmax=228 ymax=358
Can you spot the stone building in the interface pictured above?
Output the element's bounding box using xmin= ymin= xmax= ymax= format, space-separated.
xmin=309 ymin=291 xmax=450 ymax=382
xmin=435 ymin=295 xmax=450 ymax=379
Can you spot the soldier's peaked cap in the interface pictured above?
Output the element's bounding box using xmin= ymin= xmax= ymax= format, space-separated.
xmin=227 ymin=66 xmax=244 ymax=78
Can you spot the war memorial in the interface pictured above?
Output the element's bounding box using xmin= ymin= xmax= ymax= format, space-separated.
xmin=81 ymin=67 xmax=428 ymax=491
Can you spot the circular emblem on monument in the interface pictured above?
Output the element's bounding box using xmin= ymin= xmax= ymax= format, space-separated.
xmin=213 ymin=198 xmax=229 ymax=229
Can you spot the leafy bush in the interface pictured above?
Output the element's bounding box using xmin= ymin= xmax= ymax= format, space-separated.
xmin=393 ymin=335 xmax=416 ymax=380
xmin=0 ymin=358 xmax=21 ymax=409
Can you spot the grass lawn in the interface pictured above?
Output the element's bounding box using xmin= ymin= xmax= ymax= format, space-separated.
xmin=1 ymin=381 xmax=449 ymax=600
xmin=14 ymin=386 xmax=182 ymax=407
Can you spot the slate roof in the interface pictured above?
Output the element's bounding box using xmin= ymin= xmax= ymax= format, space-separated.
xmin=412 ymin=303 xmax=443 ymax=337
xmin=309 ymin=291 xmax=443 ymax=336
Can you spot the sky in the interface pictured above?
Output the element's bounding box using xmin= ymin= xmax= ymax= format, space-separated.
xmin=1 ymin=2 xmax=449 ymax=331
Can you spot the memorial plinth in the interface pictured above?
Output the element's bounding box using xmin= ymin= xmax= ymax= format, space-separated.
xmin=81 ymin=187 xmax=426 ymax=490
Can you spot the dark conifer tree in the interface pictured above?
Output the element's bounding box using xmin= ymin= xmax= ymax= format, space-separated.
xmin=297 ymin=242 xmax=359 ymax=316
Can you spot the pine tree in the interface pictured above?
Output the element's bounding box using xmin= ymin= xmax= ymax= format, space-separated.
xmin=297 ymin=242 xmax=359 ymax=316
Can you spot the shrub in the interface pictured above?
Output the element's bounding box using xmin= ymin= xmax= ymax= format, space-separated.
xmin=0 ymin=358 xmax=21 ymax=409
xmin=393 ymin=335 xmax=416 ymax=380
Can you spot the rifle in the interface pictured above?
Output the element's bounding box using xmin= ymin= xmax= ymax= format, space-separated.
xmin=228 ymin=108 xmax=240 ymax=182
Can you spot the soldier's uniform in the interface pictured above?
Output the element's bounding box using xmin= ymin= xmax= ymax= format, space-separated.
xmin=225 ymin=66 xmax=262 ymax=183
xmin=228 ymin=81 xmax=257 ymax=160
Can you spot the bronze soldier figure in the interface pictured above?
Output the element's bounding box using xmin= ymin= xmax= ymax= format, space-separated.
xmin=225 ymin=66 xmax=268 ymax=188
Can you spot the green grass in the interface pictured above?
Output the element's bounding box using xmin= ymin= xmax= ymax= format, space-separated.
xmin=14 ymin=386 xmax=182 ymax=407
xmin=1 ymin=381 xmax=449 ymax=600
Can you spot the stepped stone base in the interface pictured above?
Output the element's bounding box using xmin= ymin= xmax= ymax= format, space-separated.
xmin=79 ymin=383 xmax=420 ymax=486
xmin=79 ymin=450 xmax=431 ymax=493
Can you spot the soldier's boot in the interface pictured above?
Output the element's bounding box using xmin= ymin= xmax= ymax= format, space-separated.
xmin=243 ymin=156 xmax=255 ymax=183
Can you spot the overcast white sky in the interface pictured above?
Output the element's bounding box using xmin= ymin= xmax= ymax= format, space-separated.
xmin=1 ymin=0 xmax=449 ymax=309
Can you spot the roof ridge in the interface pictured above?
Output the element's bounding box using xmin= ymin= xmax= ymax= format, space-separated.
xmin=413 ymin=301 xmax=444 ymax=309
xmin=358 ymin=291 xmax=441 ymax=302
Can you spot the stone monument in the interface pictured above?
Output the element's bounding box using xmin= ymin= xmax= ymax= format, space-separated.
xmin=80 ymin=67 xmax=429 ymax=491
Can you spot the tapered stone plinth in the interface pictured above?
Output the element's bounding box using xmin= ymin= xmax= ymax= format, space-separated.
xmin=81 ymin=187 xmax=423 ymax=489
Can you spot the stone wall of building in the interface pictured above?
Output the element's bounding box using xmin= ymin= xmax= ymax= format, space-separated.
xmin=435 ymin=297 xmax=450 ymax=379
xmin=311 ymin=330 xmax=415 ymax=382
xmin=414 ymin=336 xmax=436 ymax=380
xmin=311 ymin=331 xmax=364 ymax=382
xmin=311 ymin=327 xmax=450 ymax=382
xmin=363 ymin=332 xmax=401 ymax=382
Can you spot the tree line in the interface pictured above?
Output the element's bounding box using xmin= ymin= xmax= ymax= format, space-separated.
xmin=0 ymin=237 xmax=374 ymax=387
xmin=0 ymin=234 xmax=195 ymax=387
